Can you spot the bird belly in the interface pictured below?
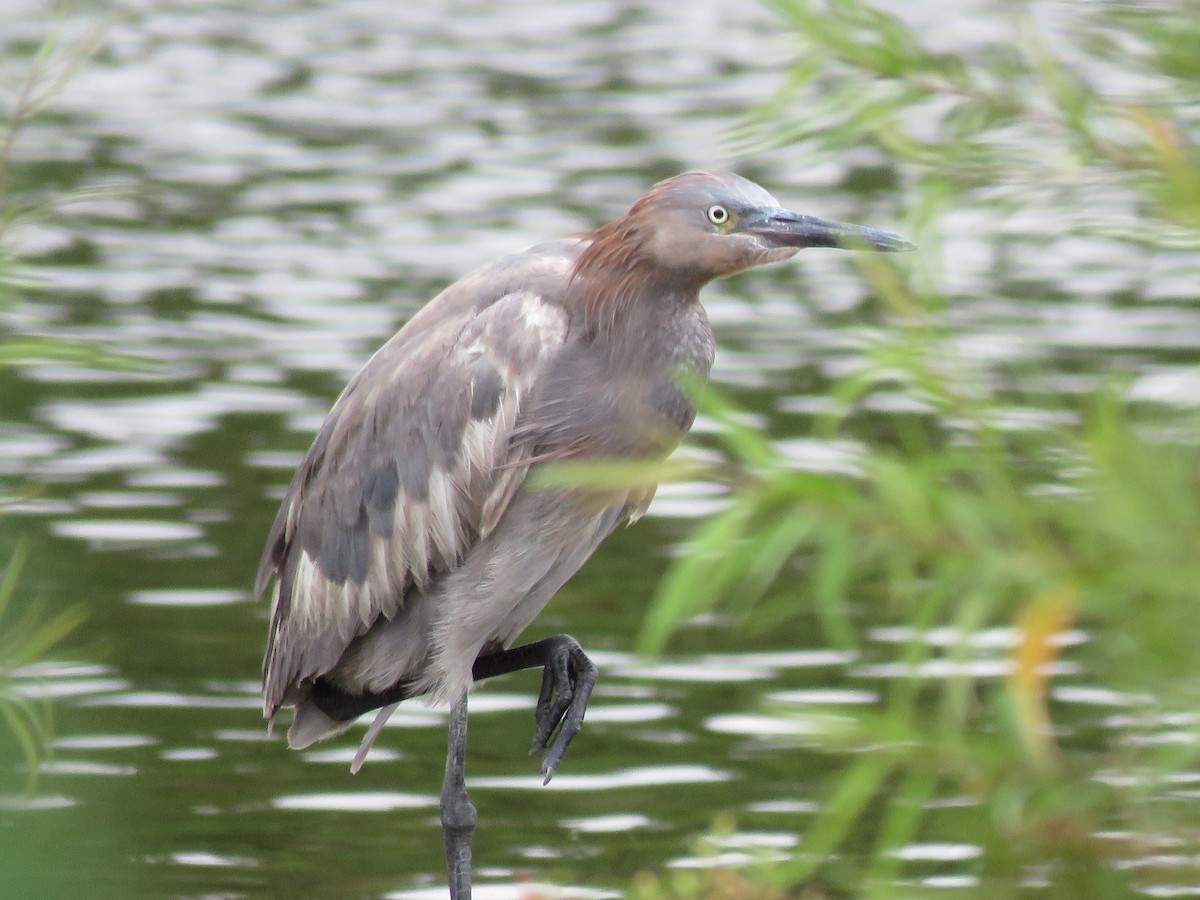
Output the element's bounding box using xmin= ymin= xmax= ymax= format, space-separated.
xmin=324 ymin=488 xmax=626 ymax=707
xmin=416 ymin=488 xmax=627 ymax=705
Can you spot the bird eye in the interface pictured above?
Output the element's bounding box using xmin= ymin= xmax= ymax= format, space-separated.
xmin=706 ymin=205 xmax=730 ymax=226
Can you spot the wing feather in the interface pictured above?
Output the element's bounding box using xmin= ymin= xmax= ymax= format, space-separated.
xmin=259 ymin=285 xmax=569 ymax=717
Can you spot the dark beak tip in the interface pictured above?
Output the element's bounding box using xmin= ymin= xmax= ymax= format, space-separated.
xmin=820 ymin=232 xmax=916 ymax=253
xmin=753 ymin=210 xmax=914 ymax=253
xmin=845 ymin=228 xmax=915 ymax=254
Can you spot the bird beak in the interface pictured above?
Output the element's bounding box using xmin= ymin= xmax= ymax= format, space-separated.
xmin=746 ymin=208 xmax=914 ymax=252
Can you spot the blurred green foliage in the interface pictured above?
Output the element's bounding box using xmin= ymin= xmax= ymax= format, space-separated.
xmin=0 ymin=545 xmax=87 ymax=788
xmin=0 ymin=20 xmax=118 ymax=367
xmin=740 ymin=0 xmax=1200 ymax=244
xmin=636 ymin=0 xmax=1200 ymax=896
xmin=0 ymin=23 xmax=107 ymax=786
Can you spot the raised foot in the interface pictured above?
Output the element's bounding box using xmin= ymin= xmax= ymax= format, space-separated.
xmin=470 ymin=634 xmax=599 ymax=784
xmin=527 ymin=635 xmax=597 ymax=784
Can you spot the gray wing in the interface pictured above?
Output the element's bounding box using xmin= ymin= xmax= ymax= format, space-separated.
xmin=257 ymin=285 xmax=570 ymax=718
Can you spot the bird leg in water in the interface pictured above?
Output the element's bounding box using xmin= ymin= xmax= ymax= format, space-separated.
xmin=472 ymin=634 xmax=597 ymax=783
xmin=441 ymin=691 xmax=476 ymax=900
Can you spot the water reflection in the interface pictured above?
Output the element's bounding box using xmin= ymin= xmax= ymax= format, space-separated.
xmin=162 ymin=851 xmax=259 ymax=868
xmin=50 ymin=519 xmax=205 ymax=544
xmin=12 ymin=663 xmax=130 ymax=699
xmin=54 ymin=734 xmax=158 ymax=751
xmin=670 ymin=840 xmax=793 ymax=870
xmin=302 ymin=747 xmax=403 ymax=765
xmin=128 ymin=588 xmax=249 ymax=607
xmin=561 ymin=813 xmax=653 ymax=834
xmin=704 ymin=713 xmax=826 ymax=738
xmin=160 ymin=748 xmax=220 ymax=762
xmin=891 ymin=843 xmax=983 ymax=863
xmin=470 ymin=765 xmax=730 ymax=792
xmin=39 ymin=760 xmax=138 ymax=777
xmin=272 ymin=792 xmax=437 ymax=812
xmin=0 ymin=794 xmax=78 ymax=812
xmin=80 ymin=692 xmax=261 ymax=709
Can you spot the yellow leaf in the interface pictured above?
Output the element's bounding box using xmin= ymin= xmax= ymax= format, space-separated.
xmin=1010 ymin=585 xmax=1079 ymax=773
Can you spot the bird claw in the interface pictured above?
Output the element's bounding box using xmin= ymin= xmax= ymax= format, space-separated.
xmin=526 ymin=637 xmax=596 ymax=783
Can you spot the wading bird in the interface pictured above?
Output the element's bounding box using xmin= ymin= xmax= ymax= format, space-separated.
xmin=257 ymin=171 xmax=911 ymax=898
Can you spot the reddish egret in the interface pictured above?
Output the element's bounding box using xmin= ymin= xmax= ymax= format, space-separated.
xmin=257 ymin=170 xmax=911 ymax=898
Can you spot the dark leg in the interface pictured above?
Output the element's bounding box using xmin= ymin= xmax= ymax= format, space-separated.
xmin=472 ymin=635 xmax=598 ymax=783
xmin=309 ymin=676 xmax=414 ymax=720
xmin=441 ymin=691 xmax=476 ymax=900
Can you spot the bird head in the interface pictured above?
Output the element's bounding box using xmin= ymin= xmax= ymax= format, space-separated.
xmin=571 ymin=170 xmax=912 ymax=332
xmin=632 ymin=170 xmax=913 ymax=280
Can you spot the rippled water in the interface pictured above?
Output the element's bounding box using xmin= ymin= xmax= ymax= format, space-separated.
xmin=2 ymin=0 xmax=1199 ymax=898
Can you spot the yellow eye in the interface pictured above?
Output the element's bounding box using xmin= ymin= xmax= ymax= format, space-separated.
xmin=706 ymin=204 xmax=730 ymax=227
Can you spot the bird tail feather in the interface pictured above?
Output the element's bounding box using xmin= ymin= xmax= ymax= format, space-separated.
xmin=287 ymin=700 xmax=356 ymax=751
xmin=351 ymin=702 xmax=400 ymax=774
xmin=285 ymin=699 xmax=401 ymax=773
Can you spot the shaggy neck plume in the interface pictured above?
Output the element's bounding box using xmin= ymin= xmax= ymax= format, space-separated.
xmin=569 ymin=198 xmax=703 ymax=337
